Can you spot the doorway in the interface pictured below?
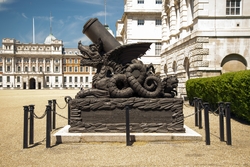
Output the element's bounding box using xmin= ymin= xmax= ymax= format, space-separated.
xmin=29 ymin=78 xmax=36 ymax=89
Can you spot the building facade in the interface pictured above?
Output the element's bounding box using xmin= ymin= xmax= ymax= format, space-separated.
xmin=116 ymin=0 xmax=250 ymax=98
xmin=160 ymin=0 xmax=250 ymax=97
xmin=0 ymin=35 xmax=95 ymax=90
xmin=116 ymin=0 xmax=163 ymax=74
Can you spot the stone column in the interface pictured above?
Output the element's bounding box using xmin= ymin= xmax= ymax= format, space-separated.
xmin=11 ymin=57 xmax=14 ymax=73
xmin=169 ymin=2 xmax=176 ymax=35
xmin=162 ymin=0 xmax=169 ymax=50
xmin=29 ymin=58 xmax=31 ymax=72
xmin=180 ymin=0 xmax=187 ymax=27
xmin=21 ymin=57 xmax=24 ymax=72
xmin=2 ymin=57 xmax=5 ymax=72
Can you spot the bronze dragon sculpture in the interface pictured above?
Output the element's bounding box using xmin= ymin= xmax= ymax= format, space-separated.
xmin=75 ymin=39 xmax=178 ymax=99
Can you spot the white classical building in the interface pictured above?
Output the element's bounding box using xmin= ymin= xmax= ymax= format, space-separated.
xmin=116 ymin=0 xmax=163 ymax=74
xmin=0 ymin=34 xmax=95 ymax=89
xmin=116 ymin=0 xmax=250 ymax=98
xmin=160 ymin=0 xmax=250 ymax=97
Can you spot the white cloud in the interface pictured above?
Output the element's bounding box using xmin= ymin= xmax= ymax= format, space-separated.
xmin=22 ymin=13 xmax=28 ymax=19
xmin=92 ymin=11 xmax=106 ymax=17
xmin=0 ymin=0 xmax=16 ymax=11
xmin=74 ymin=15 xmax=89 ymax=22
xmin=73 ymin=0 xmax=103 ymax=5
xmin=34 ymin=16 xmax=51 ymax=21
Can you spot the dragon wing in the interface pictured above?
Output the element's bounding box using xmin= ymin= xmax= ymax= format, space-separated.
xmin=106 ymin=42 xmax=152 ymax=65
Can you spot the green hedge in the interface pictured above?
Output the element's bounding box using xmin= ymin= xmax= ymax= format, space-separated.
xmin=186 ymin=70 xmax=250 ymax=122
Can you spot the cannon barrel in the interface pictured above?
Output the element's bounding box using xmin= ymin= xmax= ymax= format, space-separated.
xmin=83 ymin=18 xmax=121 ymax=53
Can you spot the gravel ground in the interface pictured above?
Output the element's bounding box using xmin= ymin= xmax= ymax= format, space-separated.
xmin=0 ymin=90 xmax=249 ymax=167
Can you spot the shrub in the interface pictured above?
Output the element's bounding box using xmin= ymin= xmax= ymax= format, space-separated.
xmin=186 ymin=70 xmax=250 ymax=122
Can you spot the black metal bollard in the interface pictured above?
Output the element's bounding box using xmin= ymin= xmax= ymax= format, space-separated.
xmin=52 ymin=99 xmax=56 ymax=130
xmin=48 ymin=100 xmax=53 ymax=131
xmin=46 ymin=105 xmax=51 ymax=148
xmin=125 ymin=105 xmax=131 ymax=146
xmin=23 ymin=106 xmax=29 ymax=149
xmin=225 ymin=102 xmax=232 ymax=145
xmin=218 ymin=102 xmax=225 ymax=141
xmin=29 ymin=105 xmax=35 ymax=145
xmin=194 ymin=97 xmax=198 ymax=127
xmin=203 ymin=102 xmax=210 ymax=145
xmin=65 ymin=96 xmax=72 ymax=125
xmin=198 ymin=98 xmax=203 ymax=129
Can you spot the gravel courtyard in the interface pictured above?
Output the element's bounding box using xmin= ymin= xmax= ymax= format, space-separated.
xmin=0 ymin=89 xmax=249 ymax=167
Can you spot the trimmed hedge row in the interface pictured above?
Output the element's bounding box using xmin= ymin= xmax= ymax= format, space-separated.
xmin=186 ymin=70 xmax=250 ymax=122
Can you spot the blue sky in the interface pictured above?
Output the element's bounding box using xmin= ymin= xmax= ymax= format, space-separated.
xmin=0 ymin=0 xmax=124 ymax=48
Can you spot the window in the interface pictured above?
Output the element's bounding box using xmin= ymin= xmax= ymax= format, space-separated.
xmin=18 ymin=66 xmax=21 ymax=72
xmin=138 ymin=20 xmax=144 ymax=25
xmin=69 ymin=77 xmax=72 ymax=82
xmin=63 ymin=66 xmax=66 ymax=72
xmin=74 ymin=58 xmax=78 ymax=64
xmin=226 ymin=0 xmax=241 ymax=15
xmin=39 ymin=66 xmax=43 ymax=72
xmin=63 ymin=59 xmax=66 ymax=64
xmin=7 ymin=66 xmax=11 ymax=72
xmin=55 ymin=76 xmax=58 ymax=82
xmin=156 ymin=0 xmax=162 ymax=4
xmin=64 ymin=77 xmax=67 ymax=82
xmin=38 ymin=58 xmax=43 ymax=63
xmin=25 ymin=66 xmax=28 ymax=72
xmin=75 ymin=77 xmax=78 ymax=82
xmin=46 ymin=66 xmax=50 ymax=72
xmin=80 ymin=77 xmax=83 ymax=82
xmin=17 ymin=76 xmax=20 ymax=82
xmin=80 ymin=67 xmax=83 ymax=72
xmin=69 ymin=67 xmax=72 ymax=72
xmin=24 ymin=58 xmax=29 ymax=63
xmin=0 ymin=76 xmax=2 ymax=82
xmin=0 ymin=66 xmax=2 ymax=72
xmin=85 ymin=76 xmax=89 ymax=83
xmin=32 ymin=66 xmax=35 ymax=72
xmin=55 ymin=59 xmax=59 ymax=63
xmin=75 ymin=66 xmax=78 ymax=72
xmin=31 ymin=58 xmax=36 ymax=63
xmin=7 ymin=76 xmax=10 ymax=82
xmin=0 ymin=57 xmax=2 ymax=62
xmin=45 ymin=59 xmax=50 ymax=63
xmin=86 ymin=67 xmax=89 ymax=72
xmin=55 ymin=66 xmax=59 ymax=72
xmin=155 ymin=42 xmax=162 ymax=56
xmin=138 ymin=0 xmax=144 ymax=4
xmin=7 ymin=58 xmax=11 ymax=62
xmin=69 ymin=58 xmax=72 ymax=63
xmin=16 ymin=58 xmax=21 ymax=63
xmin=46 ymin=76 xmax=49 ymax=82
xmin=155 ymin=19 xmax=162 ymax=25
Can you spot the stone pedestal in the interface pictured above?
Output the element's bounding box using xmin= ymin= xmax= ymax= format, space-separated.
xmin=69 ymin=97 xmax=185 ymax=133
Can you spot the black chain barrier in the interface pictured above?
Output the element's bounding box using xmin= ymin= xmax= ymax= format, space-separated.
xmin=184 ymin=97 xmax=232 ymax=146
xmin=23 ymin=97 xmax=72 ymax=149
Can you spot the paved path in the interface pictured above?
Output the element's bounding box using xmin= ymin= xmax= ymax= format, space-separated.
xmin=0 ymin=90 xmax=249 ymax=166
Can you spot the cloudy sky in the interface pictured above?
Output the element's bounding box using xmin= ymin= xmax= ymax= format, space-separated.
xmin=0 ymin=0 xmax=124 ymax=48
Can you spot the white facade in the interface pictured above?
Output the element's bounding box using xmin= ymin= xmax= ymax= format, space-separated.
xmin=0 ymin=36 xmax=95 ymax=90
xmin=161 ymin=0 xmax=250 ymax=97
xmin=116 ymin=0 xmax=163 ymax=74
xmin=116 ymin=0 xmax=250 ymax=98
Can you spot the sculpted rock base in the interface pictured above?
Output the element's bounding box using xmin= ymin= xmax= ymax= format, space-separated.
xmin=69 ymin=97 xmax=185 ymax=133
